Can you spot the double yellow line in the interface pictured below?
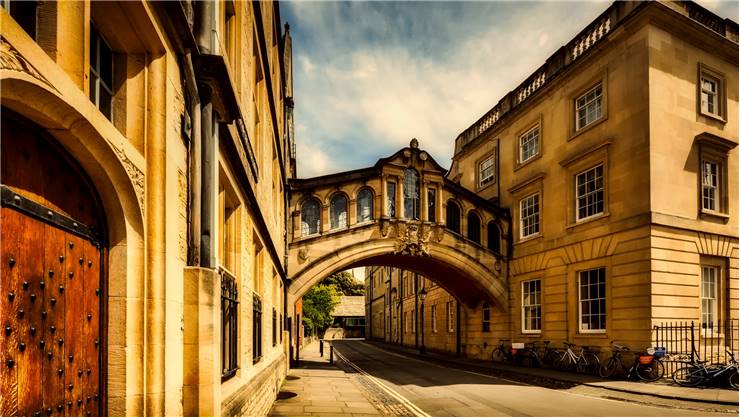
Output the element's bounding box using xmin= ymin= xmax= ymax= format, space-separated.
xmin=333 ymin=346 xmax=432 ymax=417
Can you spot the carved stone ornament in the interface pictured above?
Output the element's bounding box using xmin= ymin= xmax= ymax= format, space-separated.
xmin=298 ymin=248 xmax=308 ymax=263
xmin=114 ymin=146 xmax=145 ymax=215
xmin=393 ymin=222 xmax=432 ymax=257
xmin=0 ymin=36 xmax=57 ymax=91
xmin=433 ymin=225 xmax=445 ymax=242
xmin=379 ymin=218 xmax=393 ymax=238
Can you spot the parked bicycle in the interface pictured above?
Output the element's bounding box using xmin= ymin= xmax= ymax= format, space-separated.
xmin=555 ymin=342 xmax=600 ymax=375
xmin=599 ymin=342 xmax=665 ymax=381
xmin=518 ymin=342 xmax=543 ymax=368
xmin=672 ymin=350 xmax=738 ymax=389
xmin=541 ymin=340 xmax=561 ymax=368
xmin=492 ymin=339 xmax=521 ymax=364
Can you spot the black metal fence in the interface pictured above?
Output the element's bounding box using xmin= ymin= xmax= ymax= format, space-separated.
xmin=653 ymin=319 xmax=738 ymax=376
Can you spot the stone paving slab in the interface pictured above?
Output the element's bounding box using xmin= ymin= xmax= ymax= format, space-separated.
xmin=268 ymin=343 xmax=382 ymax=416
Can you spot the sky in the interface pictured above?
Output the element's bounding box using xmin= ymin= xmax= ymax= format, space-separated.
xmin=282 ymin=1 xmax=738 ymax=178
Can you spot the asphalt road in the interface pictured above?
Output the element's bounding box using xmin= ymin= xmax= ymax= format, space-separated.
xmin=332 ymin=340 xmax=732 ymax=417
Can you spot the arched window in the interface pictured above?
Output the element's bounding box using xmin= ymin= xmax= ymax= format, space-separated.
xmin=487 ymin=221 xmax=501 ymax=253
xmin=357 ymin=188 xmax=374 ymax=223
xmin=467 ymin=211 xmax=481 ymax=245
xmin=330 ymin=194 xmax=348 ymax=229
xmin=301 ymin=199 xmax=321 ymax=236
xmin=446 ymin=201 xmax=461 ymax=234
xmin=403 ymin=168 xmax=420 ymax=220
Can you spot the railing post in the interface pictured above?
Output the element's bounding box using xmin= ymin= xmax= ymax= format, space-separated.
xmin=329 ymin=344 xmax=334 ymax=364
xmin=320 ymin=339 xmax=324 ymax=357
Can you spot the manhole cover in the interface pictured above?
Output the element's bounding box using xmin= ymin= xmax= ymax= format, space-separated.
xmin=277 ymin=391 xmax=298 ymax=400
xmin=286 ymin=375 xmax=300 ymax=380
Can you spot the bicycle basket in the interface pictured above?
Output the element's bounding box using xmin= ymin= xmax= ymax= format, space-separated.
xmin=652 ymin=347 xmax=666 ymax=358
xmin=638 ymin=355 xmax=654 ymax=365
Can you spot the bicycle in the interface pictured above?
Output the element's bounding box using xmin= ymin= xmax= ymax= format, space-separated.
xmin=491 ymin=339 xmax=520 ymax=364
xmin=555 ymin=342 xmax=600 ymax=375
xmin=519 ymin=342 xmax=543 ymax=368
xmin=598 ymin=342 xmax=665 ymax=381
xmin=541 ymin=340 xmax=561 ymax=368
xmin=672 ymin=350 xmax=738 ymax=388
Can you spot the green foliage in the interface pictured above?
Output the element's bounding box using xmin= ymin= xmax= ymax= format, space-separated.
xmin=320 ymin=271 xmax=365 ymax=296
xmin=301 ymin=284 xmax=340 ymax=333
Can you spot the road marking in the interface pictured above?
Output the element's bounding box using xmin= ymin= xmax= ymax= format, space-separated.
xmin=333 ymin=345 xmax=433 ymax=417
xmin=358 ymin=341 xmax=531 ymax=386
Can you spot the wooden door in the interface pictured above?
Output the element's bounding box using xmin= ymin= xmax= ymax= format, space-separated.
xmin=1 ymin=111 xmax=105 ymax=416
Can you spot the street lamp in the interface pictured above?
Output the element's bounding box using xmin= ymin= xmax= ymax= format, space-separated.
xmin=419 ymin=287 xmax=427 ymax=354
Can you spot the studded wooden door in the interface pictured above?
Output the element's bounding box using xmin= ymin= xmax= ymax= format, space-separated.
xmin=1 ymin=111 xmax=105 ymax=416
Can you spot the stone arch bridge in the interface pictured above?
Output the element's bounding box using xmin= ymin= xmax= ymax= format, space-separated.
xmin=287 ymin=140 xmax=511 ymax=310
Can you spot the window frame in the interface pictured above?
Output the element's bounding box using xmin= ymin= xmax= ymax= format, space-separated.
xmin=477 ymin=154 xmax=496 ymax=190
xmin=329 ymin=193 xmax=349 ymax=230
xmin=300 ymin=198 xmax=321 ymax=237
xmin=519 ymin=193 xmax=540 ymax=240
xmin=482 ymin=303 xmax=491 ymax=333
xmin=518 ymin=125 xmax=540 ymax=165
xmin=697 ymin=63 xmax=727 ymax=122
xmin=431 ymin=304 xmax=437 ymax=333
xmin=427 ymin=187 xmax=437 ymax=223
xmin=446 ymin=301 xmax=454 ymax=333
xmin=521 ymin=279 xmax=542 ymax=334
xmin=701 ymin=159 xmax=719 ymax=213
xmin=575 ymin=164 xmax=605 ymax=222
xmin=701 ymin=265 xmax=718 ymax=331
xmin=445 ymin=200 xmax=461 ymax=234
xmin=356 ymin=188 xmax=374 ymax=224
xmin=575 ymin=82 xmax=603 ymax=132
xmin=403 ymin=168 xmax=421 ymax=220
xmin=386 ymin=181 xmax=396 ymax=218
xmin=578 ymin=268 xmax=606 ymax=334
xmin=89 ymin=21 xmax=114 ymax=121
xmin=220 ymin=269 xmax=239 ymax=381
xmin=252 ymin=294 xmax=263 ymax=364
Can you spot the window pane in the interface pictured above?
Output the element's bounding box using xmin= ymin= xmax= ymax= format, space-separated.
xmin=403 ymin=169 xmax=420 ymax=219
xmin=427 ymin=188 xmax=436 ymax=222
xmin=330 ymin=195 xmax=347 ymax=229
xmin=357 ymin=189 xmax=373 ymax=222
xmin=301 ymin=199 xmax=320 ymax=236
xmin=387 ymin=182 xmax=396 ymax=218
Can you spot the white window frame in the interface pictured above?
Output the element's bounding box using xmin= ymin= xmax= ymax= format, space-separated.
xmin=519 ymin=125 xmax=540 ymax=164
xmin=700 ymin=74 xmax=720 ymax=117
xmin=431 ymin=305 xmax=437 ymax=333
xmin=575 ymin=164 xmax=605 ymax=222
xmin=702 ymin=160 xmax=719 ymax=212
xmin=578 ymin=268 xmax=606 ymax=334
xmin=701 ymin=266 xmax=718 ymax=331
xmin=519 ymin=193 xmax=540 ymax=239
xmin=478 ymin=155 xmax=495 ymax=188
xmin=575 ymin=83 xmax=603 ymax=131
xmin=521 ymin=279 xmax=542 ymax=334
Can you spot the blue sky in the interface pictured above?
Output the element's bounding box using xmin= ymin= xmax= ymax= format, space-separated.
xmin=282 ymin=1 xmax=738 ymax=178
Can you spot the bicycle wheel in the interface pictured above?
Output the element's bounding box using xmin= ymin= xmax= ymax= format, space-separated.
xmin=492 ymin=348 xmax=506 ymax=363
xmin=556 ymin=355 xmax=573 ymax=372
xmin=599 ymin=357 xmax=619 ymax=378
xmin=672 ymin=366 xmax=703 ymax=387
xmin=636 ymin=360 xmax=664 ymax=382
xmin=728 ymin=368 xmax=738 ymax=389
xmin=584 ymin=353 xmax=601 ymax=375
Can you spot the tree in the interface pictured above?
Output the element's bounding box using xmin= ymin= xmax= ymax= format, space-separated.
xmin=301 ymin=284 xmax=340 ymax=333
xmin=321 ymin=271 xmax=365 ymax=296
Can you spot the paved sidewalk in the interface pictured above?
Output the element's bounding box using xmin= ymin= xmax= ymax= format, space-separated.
xmin=268 ymin=342 xmax=382 ymax=416
xmin=367 ymin=340 xmax=739 ymax=406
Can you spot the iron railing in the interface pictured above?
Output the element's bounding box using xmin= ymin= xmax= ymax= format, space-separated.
xmin=653 ymin=319 xmax=738 ymax=376
xmin=220 ymin=269 xmax=239 ymax=380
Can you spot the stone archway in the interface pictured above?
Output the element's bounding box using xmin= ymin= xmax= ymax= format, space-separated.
xmin=1 ymin=76 xmax=146 ymax=413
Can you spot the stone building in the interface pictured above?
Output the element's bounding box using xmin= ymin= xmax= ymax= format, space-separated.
xmin=1 ymin=1 xmax=293 ymax=416
xmin=366 ymin=1 xmax=739 ymax=360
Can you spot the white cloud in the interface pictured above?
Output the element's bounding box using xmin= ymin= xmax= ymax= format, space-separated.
xmin=284 ymin=1 xmax=736 ymax=178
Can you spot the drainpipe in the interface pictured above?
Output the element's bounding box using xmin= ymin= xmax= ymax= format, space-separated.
xmin=399 ymin=268 xmax=404 ymax=346
xmin=195 ymin=0 xmax=214 ymax=267
xmin=183 ymin=49 xmax=201 ymax=266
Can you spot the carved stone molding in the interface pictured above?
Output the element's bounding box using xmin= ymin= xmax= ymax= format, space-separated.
xmin=114 ymin=146 xmax=145 ymax=216
xmin=0 ymin=36 xmax=57 ymax=92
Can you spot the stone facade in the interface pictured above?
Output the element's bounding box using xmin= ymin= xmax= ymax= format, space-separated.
xmin=366 ymin=1 xmax=738 ymax=361
xmin=1 ymin=1 xmax=293 ymax=415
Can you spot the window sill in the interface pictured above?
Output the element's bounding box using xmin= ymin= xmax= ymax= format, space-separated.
xmin=577 ymin=330 xmax=607 ymax=336
xmin=514 ymin=153 xmax=542 ymax=172
xmin=570 ymin=115 xmax=607 ymax=141
xmin=699 ymin=111 xmax=727 ymax=124
xmin=700 ymin=209 xmax=730 ymax=222
xmin=520 ymin=331 xmax=541 ymax=336
xmin=476 ymin=181 xmax=496 ymax=193
xmin=567 ymin=212 xmax=610 ymax=231
xmin=515 ymin=233 xmax=542 ymax=245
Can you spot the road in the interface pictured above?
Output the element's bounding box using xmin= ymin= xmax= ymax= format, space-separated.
xmin=332 ymin=340 xmax=733 ymax=417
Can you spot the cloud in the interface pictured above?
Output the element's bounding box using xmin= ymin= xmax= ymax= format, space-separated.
xmin=283 ymin=1 xmax=736 ymax=178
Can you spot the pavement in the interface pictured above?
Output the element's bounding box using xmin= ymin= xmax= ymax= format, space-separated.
xmin=268 ymin=342 xmax=383 ymax=416
xmin=364 ymin=339 xmax=739 ymax=406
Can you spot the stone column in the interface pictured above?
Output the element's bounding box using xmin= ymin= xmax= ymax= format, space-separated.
xmin=396 ymin=175 xmax=404 ymax=219
xmin=381 ymin=174 xmax=388 ymax=217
